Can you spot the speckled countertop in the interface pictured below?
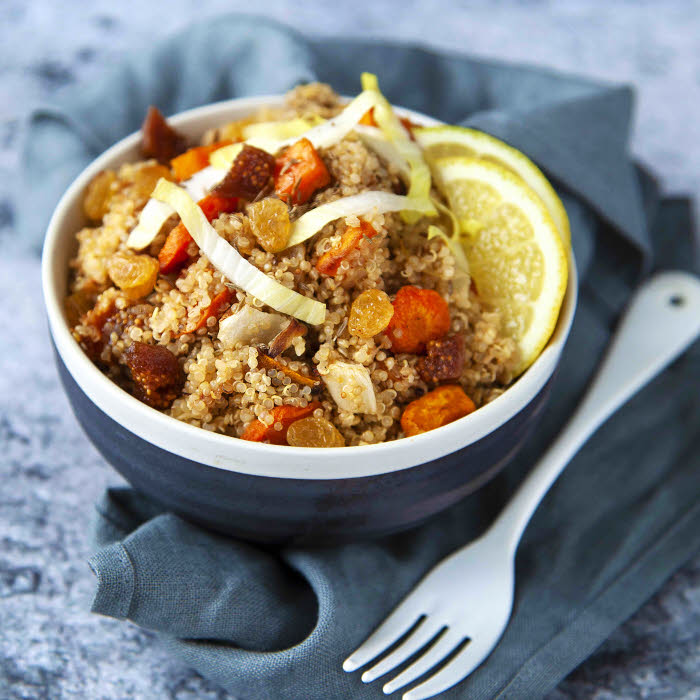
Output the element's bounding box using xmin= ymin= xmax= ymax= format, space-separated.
xmin=1 ymin=2 xmax=699 ymax=698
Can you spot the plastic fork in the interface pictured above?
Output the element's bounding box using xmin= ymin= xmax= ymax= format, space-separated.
xmin=343 ymin=271 xmax=700 ymax=699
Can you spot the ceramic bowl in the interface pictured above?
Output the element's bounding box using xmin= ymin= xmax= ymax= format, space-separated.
xmin=42 ymin=96 xmax=577 ymax=543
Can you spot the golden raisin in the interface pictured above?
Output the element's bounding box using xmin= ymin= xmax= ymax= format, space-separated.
xmin=65 ymin=288 xmax=98 ymax=327
xmin=125 ymin=163 xmax=172 ymax=204
xmin=287 ymin=416 xmax=346 ymax=448
xmin=246 ymin=197 xmax=291 ymax=253
xmin=107 ymin=254 xmax=159 ymax=300
xmin=83 ymin=170 xmax=116 ymax=221
xmin=348 ymin=289 xmax=394 ymax=338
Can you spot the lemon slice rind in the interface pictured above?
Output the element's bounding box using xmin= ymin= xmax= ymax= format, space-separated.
xmin=433 ymin=157 xmax=568 ymax=376
xmin=415 ymin=125 xmax=571 ymax=248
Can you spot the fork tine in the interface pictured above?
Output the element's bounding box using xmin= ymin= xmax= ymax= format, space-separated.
xmin=361 ymin=618 xmax=443 ymax=683
xmin=343 ymin=605 xmax=423 ymax=673
xmin=401 ymin=638 xmax=492 ymax=700
xmin=382 ymin=630 xmax=463 ymax=695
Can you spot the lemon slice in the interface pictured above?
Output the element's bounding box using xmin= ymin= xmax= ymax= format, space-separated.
xmin=414 ymin=126 xmax=570 ymax=248
xmin=432 ymin=157 xmax=568 ymax=375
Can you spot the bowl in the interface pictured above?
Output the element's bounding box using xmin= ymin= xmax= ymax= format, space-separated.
xmin=42 ymin=96 xmax=578 ymax=543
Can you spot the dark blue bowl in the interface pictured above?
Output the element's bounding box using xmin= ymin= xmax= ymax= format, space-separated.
xmin=41 ymin=96 xmax=577 ymax=543
xmin=54 ymin=345 xmax=554 ymax=543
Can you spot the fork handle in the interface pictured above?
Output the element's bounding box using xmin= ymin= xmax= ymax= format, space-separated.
xmin=490 ymin=272 xmax=700 ymax=555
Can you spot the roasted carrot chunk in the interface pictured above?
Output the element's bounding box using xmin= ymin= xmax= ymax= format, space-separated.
xmin=274 ymin=138 xmax=331 ymax=205
xmin=258 ymin=353 xmax=319 ymax=389
xmin=179 ymin=287 xmax=235 ymax=336
xmin=158 ymin=193 xmax=239 ymax=274
xmin=401 ymin=385 xmax=475 ymax=437
xmin=241 ymin=401 xmax=321 ymax=445
xmin=170 ymin=141 xmax=232 ymax=181
xmin=196 ymin=193 xmax=239 ymax=222
xmin=386 ymin=286 xmax=450 ymax=354
xmin=418 ymin=334 xmax=466 ymax=384
xmin=141 ymin=106 xmax=187 ymax=163
xmin=158 ymin=223 xmax=192 ymax=274
xmin=316 ymin=220 xmax=377 ymax=276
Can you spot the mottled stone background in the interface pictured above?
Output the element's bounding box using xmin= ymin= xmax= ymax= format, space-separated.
xmin=1 ymin=1 xmax=698 ymax=699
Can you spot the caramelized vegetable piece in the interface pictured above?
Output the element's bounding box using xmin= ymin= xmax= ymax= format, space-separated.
xmin=170 ymin=141 xmax=232 ymax=181
xmin=158 ymin=223 xmax=193 ymax=274
xmin=179 ymin=288 xmax=235 ymax=336
xmin=316 ymin=220 xmax=378 ymax=276
xmin=107 ymin=254 xmax=159 ymax=300
xmin=141 ymin=106 xmax=187 ymax=163
xmin=158 ymin=193 xmax=239 ymax=274
xmin=274 ymin=137 xmax=331 ymax=205
xmin=125 ymin=341 xmax=184 ymax=409
xmin=348 ymin=289 xmax=394 ymax=338
xmin=386 ymin=286 xmax=450 ymax=354
xmin=258 ymin=353 xmax=319 ymax=389
xmin=287 ymin=416 xmax=346 ymax=447
xmin=83 ymin=170 xmax=116 ymax=221
xmin=240 ymin=401 xmax=321 ymax=444
xmin=197 ymin=193 xmax=240 ymax=221
xmin=213 ymin=145 xmax=276 ymax=200
xmin=401 ymin=385 xmax=476 ymax=437
xmin=267 ymin=318 xmax=307 ymax=358
xmin=246 ymin=197 xmax=291 ymax=253
xmin=418 ymin=334 xmax=466 ymax=384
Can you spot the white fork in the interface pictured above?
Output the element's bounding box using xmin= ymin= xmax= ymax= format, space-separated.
xmin=343 ymin=271 xmax=700 ymax=699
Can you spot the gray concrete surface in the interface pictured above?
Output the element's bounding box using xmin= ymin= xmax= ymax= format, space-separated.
xmin=1 ymin=1 xmax=698 ymax=698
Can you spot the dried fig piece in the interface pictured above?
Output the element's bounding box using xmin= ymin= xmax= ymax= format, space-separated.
xmin=418 ymin=334 xmax=466 ymax=384
xmin=141 ymin=106 xmax=187 ymax=163
xmin=213 ymin=145 xmax=276 ymax=200
xmin=125 ymin=341 xmax=184 ymax=408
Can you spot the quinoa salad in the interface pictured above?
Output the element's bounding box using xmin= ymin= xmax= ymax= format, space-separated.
xmin=66 ymin=77 xmax=524 ymax=448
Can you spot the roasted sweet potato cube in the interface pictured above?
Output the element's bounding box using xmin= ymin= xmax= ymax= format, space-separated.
xmin=386 ymin=286 xmax=450 ymax=354
xmin=401 ymin=385 xmax=475 ymax=437
xmin=170 ymin=141 xmax=232 ymax=181
xmin=158 ymin=194 xmax=238 ymax=274
xmin=274 ymin=138 xmax=330 ymax=205
xmin=240 ymin=401 xmax=321 ymax=445
xmin=315 ymin=221 xmax=377 ymax=276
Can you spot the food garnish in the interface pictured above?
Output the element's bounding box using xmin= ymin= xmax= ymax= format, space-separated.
xmin=151 ymin=179 xmax=326 ymax=325
xmin=401 ymin=385 xmax=476 ymax=437
xmin=385 ymin=286 xmax=451 ymax=354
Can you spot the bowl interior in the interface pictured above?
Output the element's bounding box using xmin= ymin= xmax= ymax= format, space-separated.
xmin=42 ymin=96 xmax=578 ymax=480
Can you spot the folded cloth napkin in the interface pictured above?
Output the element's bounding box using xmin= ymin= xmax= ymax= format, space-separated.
xmin=24 ymin=15 xmax=699 ymax=700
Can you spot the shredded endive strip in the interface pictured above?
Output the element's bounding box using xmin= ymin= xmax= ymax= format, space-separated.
xmin=361 ymin=73 xmax=436 ymax=223
xmin=286 ymin=192 xmax=437 ymax=248
xmin=151 ymin=179 xmax=326 ymax=325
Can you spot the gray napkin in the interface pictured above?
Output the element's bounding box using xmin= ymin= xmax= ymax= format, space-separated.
xmin=24 ymin=15 xmax=699 ymax=700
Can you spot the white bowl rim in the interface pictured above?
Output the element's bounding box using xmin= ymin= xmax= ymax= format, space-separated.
xmin=42 ymin=95 xmax=578 ymax=480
